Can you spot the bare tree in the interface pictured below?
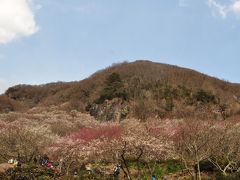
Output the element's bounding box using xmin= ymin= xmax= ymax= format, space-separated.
xmin=0 ymin=125 xmax=52 ymax=163
xmin=171 ymin=119 xmax=215 ymax=180
xmin=208 ymin=122 xmax=240 ymax=176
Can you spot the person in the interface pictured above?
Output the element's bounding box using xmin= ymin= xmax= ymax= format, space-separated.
xmin=8 ymin=158 xmax=14 ymax=164
xmin=152 ymin=175 xmax=157 ymax=180
xmin=73 ymin=171 xmax=79 ymax=178
xmin=86 ymin=164 xmax=93 ymax=174
xmin=41 ymin=154 xmax=49 ymax=166
xmin=47 ymin=162 xmax=54 ymax=169
xmin=13 ymin=159 xmax=19 ymax=167
xmin=57 ymin=158 xmax=64 ymax=172
xmin=113 ymin=164 xmax=121 ymax=177
xmin=33 ymin=157 xmax=38 ymax=164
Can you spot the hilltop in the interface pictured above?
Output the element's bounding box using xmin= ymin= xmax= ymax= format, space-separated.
xmin=1 ymin=60 xmax=240 ymax=120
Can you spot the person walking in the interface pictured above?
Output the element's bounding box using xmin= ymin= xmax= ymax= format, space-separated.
xmin=152 ymin=175 xmax=157 ymax=180
xmin=113 ymin=164 xmax=121 ymax=178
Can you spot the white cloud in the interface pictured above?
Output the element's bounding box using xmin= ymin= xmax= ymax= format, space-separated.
xmin=207 ymin=0 xmax=240 ymax=19
xmin=207 ymin=0 xmax=228 ymax=18
xmin=232 ymin=1 xmax=240 ymax=13
xmin=0 ymin=0 xmax=39 ymax=44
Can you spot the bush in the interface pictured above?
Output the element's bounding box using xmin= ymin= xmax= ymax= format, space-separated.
xmin=154 ymin=164 xmax=165 ymax=178
xmin=166 ymin=161 xmax=183 ymax=174
xmin=193 ymin=89 xmax=216 ymax=104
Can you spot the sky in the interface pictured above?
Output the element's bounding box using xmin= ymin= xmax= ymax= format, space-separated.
xmin=0 ymin=0 xmax=240 ymax=94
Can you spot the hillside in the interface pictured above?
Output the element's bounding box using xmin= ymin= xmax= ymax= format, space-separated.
xmin=1 ymin=60 xmax=240 ymax=120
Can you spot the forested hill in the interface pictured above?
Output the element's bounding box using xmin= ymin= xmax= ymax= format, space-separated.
xmin=1 ymin=60 xmax=240 ymax=120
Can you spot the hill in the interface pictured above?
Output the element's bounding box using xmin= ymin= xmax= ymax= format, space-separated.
xmin=1 ymin=60 xmax=240 ymax=120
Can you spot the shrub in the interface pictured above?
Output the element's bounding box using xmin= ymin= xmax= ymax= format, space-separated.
xmin=193 ymin=89 xmax=216 ymax=104
xmin=0 ymin=95 xmax=14 ymax=112
xmin=154 ymin=164 xmax=165 ymax=178
xmin=166 ymin=161 xmax=183 ymax=174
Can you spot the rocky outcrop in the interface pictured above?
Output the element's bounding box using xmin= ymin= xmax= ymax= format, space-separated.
xmin=89 ymin=98 xmax=129 ymax=121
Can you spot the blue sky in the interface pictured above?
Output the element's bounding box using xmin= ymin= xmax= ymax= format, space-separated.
xmin=0 ymin=0 xmax=240 ymax=93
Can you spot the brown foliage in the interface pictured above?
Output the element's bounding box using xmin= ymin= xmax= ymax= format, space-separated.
xmin=2 ymin=61 xmax=240 ymax=120
xmin=0 ymin=95 xmax=25 ymax=113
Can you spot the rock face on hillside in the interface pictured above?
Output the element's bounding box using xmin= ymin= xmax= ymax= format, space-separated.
xmin=89 ymin=98 xmax=129 ymax=121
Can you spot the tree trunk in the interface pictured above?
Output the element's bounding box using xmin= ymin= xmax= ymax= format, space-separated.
xmin=121 ymin=155 xmax=131 ymax=180
xmin=194 ymin=165 xmax=198 ymax=180
xmin=66 ymin=161 xmax=74 ymax=176
xmin=120 ymin=164 xmax=131 ymax=180
xmin=197 ymin=162 xmax=201 ymax=180
xmin=120 ymin=142 xmax=131 ymax=180
xmin=136 ymin=147 xmax=143 ymax=179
